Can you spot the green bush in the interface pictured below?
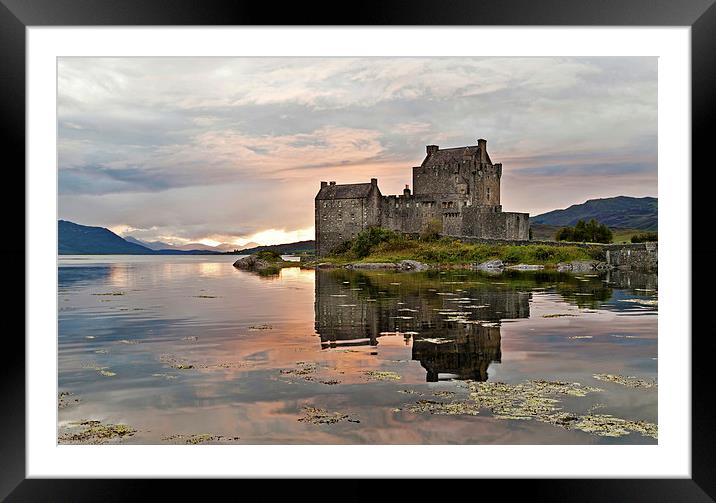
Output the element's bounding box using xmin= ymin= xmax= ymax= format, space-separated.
xmin=330 ymin=240 xmax=353 ymax=256
xmin=502 ymin=247 xmax=522 ymax=264
xmin=631 ymin=232 xmax=657 ymax=243
xmin=532 ymin=246 xmax=554 ymax=261
xmin=255 ymin=250 xmax=282 ymax=261
xmin=420 ymin=219 xmax=443 ymax=242
xmin=555 ymin=219 xmax=613 ymax=244
xmin=351 ymin=227 xmax=399 ymax=258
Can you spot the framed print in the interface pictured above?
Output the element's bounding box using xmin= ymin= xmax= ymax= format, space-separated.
xmin=4 ymin=0 xmax=714 ymax=499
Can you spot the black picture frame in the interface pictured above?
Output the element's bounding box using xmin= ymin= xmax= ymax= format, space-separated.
xmin=3 ymin=0 xmax=712 ymax=500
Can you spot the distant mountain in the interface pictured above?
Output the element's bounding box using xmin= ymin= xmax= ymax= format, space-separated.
xmin=125 ymin=235 xmax=256 ymax=252
xmin=124 ymin=236 xmax=174 ymax=250
xmin=174 ymin=242 xmax=234 ymax=252
xmin=59 ymin=221 xmax=223 ymax=255
xmin=59 ymin=220 xmax=153 ymax=255
xmin=531 ymin=196 xmax=657 ymax=230
xmin=239 ymin=240 xmax=315 ymax=255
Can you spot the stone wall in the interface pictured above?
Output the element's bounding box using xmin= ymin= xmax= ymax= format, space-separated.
xmin=315 ymin=191 xmax=381 ymax=256
xmin=459 ymin=208 xmax=530 ymax=240
xmin=380 ymin=193 xmax=468 ymax=235
xmin=604 ymin=242 xmax=658 ymax=272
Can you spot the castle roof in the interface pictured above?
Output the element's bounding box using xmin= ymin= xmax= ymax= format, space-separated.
xmin=422 ymin=145 xmax=491 ymax=166
xmin=315 ymin=182 xmax=376 ymax=200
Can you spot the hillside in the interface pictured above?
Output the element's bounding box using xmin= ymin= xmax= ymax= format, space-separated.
xmin=59 ymin=220 xmax=153 ymax=255
xmin=531 ymin=196 xmax=657 ymax=231
xmin=59 ymin=221 xmax=224 ymax=255
xmin=239 ymin=240 xmax=315 ymax=255
xmin=124 ymin=236 xmax=175 ymax=251
xmin=126 ymin=235 xmax=257 ymax=252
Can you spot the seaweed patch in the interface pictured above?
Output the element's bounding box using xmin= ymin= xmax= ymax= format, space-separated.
xmin=297 ymin=406 xmax=360 ymax=425
xmin=408 ymin=379 xmax=657 ymax=439
xmin=593 ymin=374 xmax=657 ymax=388
xmin=363 ymin=370 xmax=401 ymax=381
xmin=408 ymin=399 xmax=480 ymax=416
xmin=162 ymin=433 xmax=239 ymax=444
xmin=59 ymin=420 xmax=136 ymax=444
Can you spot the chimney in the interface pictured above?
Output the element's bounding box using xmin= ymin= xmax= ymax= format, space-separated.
xmin=426 ymin=145 xmax=439 ymax=155
xmin=477 ymin=138 xmax=487 ymax=163
xmin=329 ymin=181 xmax=336 ymax=186
xmin=370 ymin=178 xmax=378 ymax=186
xmin=404 ymin=184 xmax=411 ymax=196
xmin=320 ymin=181 xmax=327 ymax=188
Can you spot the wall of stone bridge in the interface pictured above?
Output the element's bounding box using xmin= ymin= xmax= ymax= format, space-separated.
xmin=448 ymin=237 xmax=658 ymax=272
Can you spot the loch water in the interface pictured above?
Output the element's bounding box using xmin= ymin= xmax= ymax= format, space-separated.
xmin=58 ymin=255 xmax=658 ymax=444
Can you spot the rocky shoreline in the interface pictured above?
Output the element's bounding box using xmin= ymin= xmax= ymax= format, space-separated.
xmin=314 ymin=258 xmax=615 ymax=273
xmin=234 ymin=252 xmax=618 ymax=275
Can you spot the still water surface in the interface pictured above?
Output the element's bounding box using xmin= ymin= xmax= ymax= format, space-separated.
xmin=58 ymin=255 xmax=657 ymax=444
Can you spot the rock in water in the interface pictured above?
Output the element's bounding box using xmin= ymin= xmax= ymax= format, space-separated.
xmin=556 ymin=260 xmax=597 ymax=272
xmin=398 ymin=260 xmax=430 ymax=271
xmin=347 ymin=263 xmax=398 ymax=270
xmin=474 ymin=259 xmax=504 ymax=271
xmin=233 ymin=255 xmax=269 ymax=270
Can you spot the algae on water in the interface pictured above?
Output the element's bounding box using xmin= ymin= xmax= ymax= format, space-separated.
xmin=407 ymin=379 xmax=657 ymax=439
xmin=363 ymin=370 xmax=401 ymax=381
xmin=593 ymin=374 xmax=657 ymax=388
xmin=59 ymin=420 xmax=136 ymax=444
xmin=297 ymin=406 xmax=359 ymax=425
xmin=162 ymin=433 xmax=239 ymax=444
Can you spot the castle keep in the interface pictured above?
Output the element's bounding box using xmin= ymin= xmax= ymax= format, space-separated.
xmin=315 ymin=138 xmax=529 ymax=256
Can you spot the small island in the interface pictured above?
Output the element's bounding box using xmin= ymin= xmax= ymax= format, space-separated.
xmin=235 ymin=226 xmax=656 ymax=275
xmin=233 ymin=250 xmax=296 ymax=275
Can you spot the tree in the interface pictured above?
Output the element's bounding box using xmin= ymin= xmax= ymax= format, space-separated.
xmin=555 ymin=219 xmax=612 ymax=243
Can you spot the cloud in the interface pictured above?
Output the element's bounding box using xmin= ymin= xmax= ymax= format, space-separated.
xmin=58 ymin=57 xmax=657 ymax=244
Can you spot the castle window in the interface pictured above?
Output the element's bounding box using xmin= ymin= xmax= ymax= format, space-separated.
xmin=487 ymin=188 xmax=491 ymax=200
xmin=324 ymin=202 xmax=327 ymax=208
xmin=338 ymin=201 xmax=342 ymax=208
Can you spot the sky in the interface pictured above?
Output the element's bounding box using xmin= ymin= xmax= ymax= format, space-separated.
xmin=58 ymin=57 xmax=657 ymax=247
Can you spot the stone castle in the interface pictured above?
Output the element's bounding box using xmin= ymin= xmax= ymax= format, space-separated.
xmin=315 ymin=138 xmax=529 ymax=256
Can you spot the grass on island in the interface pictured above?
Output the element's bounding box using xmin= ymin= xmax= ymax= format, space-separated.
xmin=318 ymin=228 xmax=601 ymax=267
xmin=532 ymin=223 xmax=654 ymax=245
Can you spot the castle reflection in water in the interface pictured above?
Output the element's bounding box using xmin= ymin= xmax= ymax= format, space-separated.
xmin=314 ymin=269 xmax=531 ymax=382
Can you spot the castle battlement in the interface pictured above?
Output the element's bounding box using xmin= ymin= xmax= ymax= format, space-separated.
xmin=315 ymin=138 xmax=529 ymax=256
